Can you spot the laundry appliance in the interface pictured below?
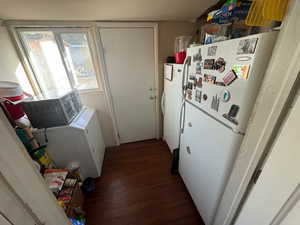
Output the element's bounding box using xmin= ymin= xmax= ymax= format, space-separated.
xmin=34 ymin=107 xmax=105 ymax=179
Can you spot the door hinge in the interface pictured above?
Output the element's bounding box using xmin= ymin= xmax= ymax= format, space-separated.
xmin=252 ymin=168 xmax=262 ymax=184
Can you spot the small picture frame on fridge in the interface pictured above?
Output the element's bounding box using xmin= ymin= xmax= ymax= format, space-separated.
xmin=237 ymin=38 xmax=258 ymax=55
xmin=204 ymin=59 xmax=215 ymax=70
xmin=207 ymin=46 xmax=218 ymax=56
xmin=164 ymin=64 xmax=173 ymax=81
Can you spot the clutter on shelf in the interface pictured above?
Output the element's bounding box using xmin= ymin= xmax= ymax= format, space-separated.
xmin=0 ymin=82 xmax=89 ymax=222
xmin=0 ymin=81 xmax=32 ymax=127
xmin=70 ymin=218 xmax=86 ymax=225
xmin=43 ymin=168 xmax=86 ymax=222
xmin=170 ymin=0 xmax=290 ymax=64
xmin=15 ymin=125 xmax=88 ymax=221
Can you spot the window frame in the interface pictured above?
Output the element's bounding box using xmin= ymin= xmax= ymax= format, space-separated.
xmin=12 ymin=26 xmax=103 ymax=95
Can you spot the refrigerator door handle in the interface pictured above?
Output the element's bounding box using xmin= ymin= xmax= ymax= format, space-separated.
xmin=161 ymin=91 xmax=165 ymax=115
xmin=179 ymin=101 xmax=186 ymax=134
xmin=177 ymin=101 xmax=186 ymax=149
xmin=182 ymin=56 xmax=191 ymax=98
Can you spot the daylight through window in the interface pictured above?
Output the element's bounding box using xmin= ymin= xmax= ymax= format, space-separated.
xmin=18 ymin=29 xmax=99 ymax=93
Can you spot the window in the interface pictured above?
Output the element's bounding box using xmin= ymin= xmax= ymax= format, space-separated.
xmin=60 ymin=33 xmax=98 ymax=90
xmin=18 ymin=28 xmax=100 ymax=93
xmin=20 ymin=31 xmax=71 ymax=92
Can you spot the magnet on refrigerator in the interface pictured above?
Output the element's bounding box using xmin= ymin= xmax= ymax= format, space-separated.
xmin=196 ymin=62 xmax=202 ymax=74
xmin=237 ymin=38 xmax=258 ymax=54
xmin=195 ymin=90 xmax=202 ymax=103
xmin=211 ymin=94 xmax=220 ymax=112
xmin=232 ymin=64 xmax=251 ymax=80
xmin=215 ymin=57 xmax=226 ymax=73
xmin=215 ymin=81 xmax=225 ymax=86
xmin=204 ymin=74 xmax=216 ymax=84
xmin=207 ymin=46 xmax=218 ymax=56
xmin=220 ymin=89 xmax=231 ymax=102
xmin=223 ymin=70 xmax=237 ymax=86
xmin=193 ymin=48 xmax=202 ymax=62
xmin=204 ymin=59 xmax=215 ymax=70
xmin=223 ymin=104 xmax=240 ymax=125
xmin=196 ymin=77 xmax=203 ymax=88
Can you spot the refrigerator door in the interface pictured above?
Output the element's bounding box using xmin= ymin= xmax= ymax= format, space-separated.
xmin=163 ymin=64 xmax=183 ymax=152
xmin=179 ymin=103 xmax=243 ymax=225
xmin=185 ymin=32 xmax=277 ymax=133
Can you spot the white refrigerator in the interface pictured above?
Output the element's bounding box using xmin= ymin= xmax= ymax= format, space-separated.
xmin=179 ymin=32 xmax=278 ymax=225
xmin=162 ymin=64 xmax=184 ymax=152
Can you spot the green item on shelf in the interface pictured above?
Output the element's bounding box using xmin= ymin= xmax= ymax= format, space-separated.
xmin=15 ymin=128 xmax=35 ymax=153
xmin=33 ymin=146 xmax=52 ymax=167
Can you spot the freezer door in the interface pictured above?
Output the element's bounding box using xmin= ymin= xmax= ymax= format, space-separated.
xmin=179 ymin=103 xmax=243 ymax=225
xmin=33 ymin=108 xmax=103 ymax=179
xmin=163 ymin=64 xmax=183 ymax=152
xmin=185 ymin=32 xmax=277 ymax=133
xmin=84 ymin=110 xmax=105 ymax=176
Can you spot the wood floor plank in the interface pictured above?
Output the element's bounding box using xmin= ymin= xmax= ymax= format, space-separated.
xmin=84 ymin=140 xmax=204 ymax=225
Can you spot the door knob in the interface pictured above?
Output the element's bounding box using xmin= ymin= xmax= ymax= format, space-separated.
xmin=149 ymin=96 xmax=156 ymax=100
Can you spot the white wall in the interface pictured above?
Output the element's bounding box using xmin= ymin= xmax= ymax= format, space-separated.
xmin=158 ymin=21 xmax=195 ymax=66
xmin=0 ymin=26 xmax=33 ymax=94
xmin=0 ymin=26 xmax=19 ymax=82
xmin=80 ymin=91 xmax=116 ymax=146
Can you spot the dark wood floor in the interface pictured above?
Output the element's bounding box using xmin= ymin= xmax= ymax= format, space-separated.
xmin=84 ymin=140 xmax=204 ymax=225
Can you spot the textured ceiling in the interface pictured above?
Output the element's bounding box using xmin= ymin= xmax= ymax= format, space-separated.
xmin=0 ymin=0 xmax=218 ymax=21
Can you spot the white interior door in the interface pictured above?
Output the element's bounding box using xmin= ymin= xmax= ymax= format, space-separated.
xmin=100 ymin=27 xmax=156 ymax=144
xmin=234 ymin=93 xmax=300 ymax=225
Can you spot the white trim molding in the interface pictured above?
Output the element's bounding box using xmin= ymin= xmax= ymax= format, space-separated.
xmin=270 ymin=184 xmax=300 ymax=225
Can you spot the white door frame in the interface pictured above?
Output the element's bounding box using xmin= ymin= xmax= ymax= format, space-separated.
xmin=213 ymin=1 xmax=300 ymax=225
xmin=270 ymin=184 xmax=300 ymax=225
xmin=96 ymin=22 xmax=160 ymax=145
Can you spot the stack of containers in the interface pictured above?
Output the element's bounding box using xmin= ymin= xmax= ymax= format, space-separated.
xmin=0 ymin=81 xmax=31 ymax=127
